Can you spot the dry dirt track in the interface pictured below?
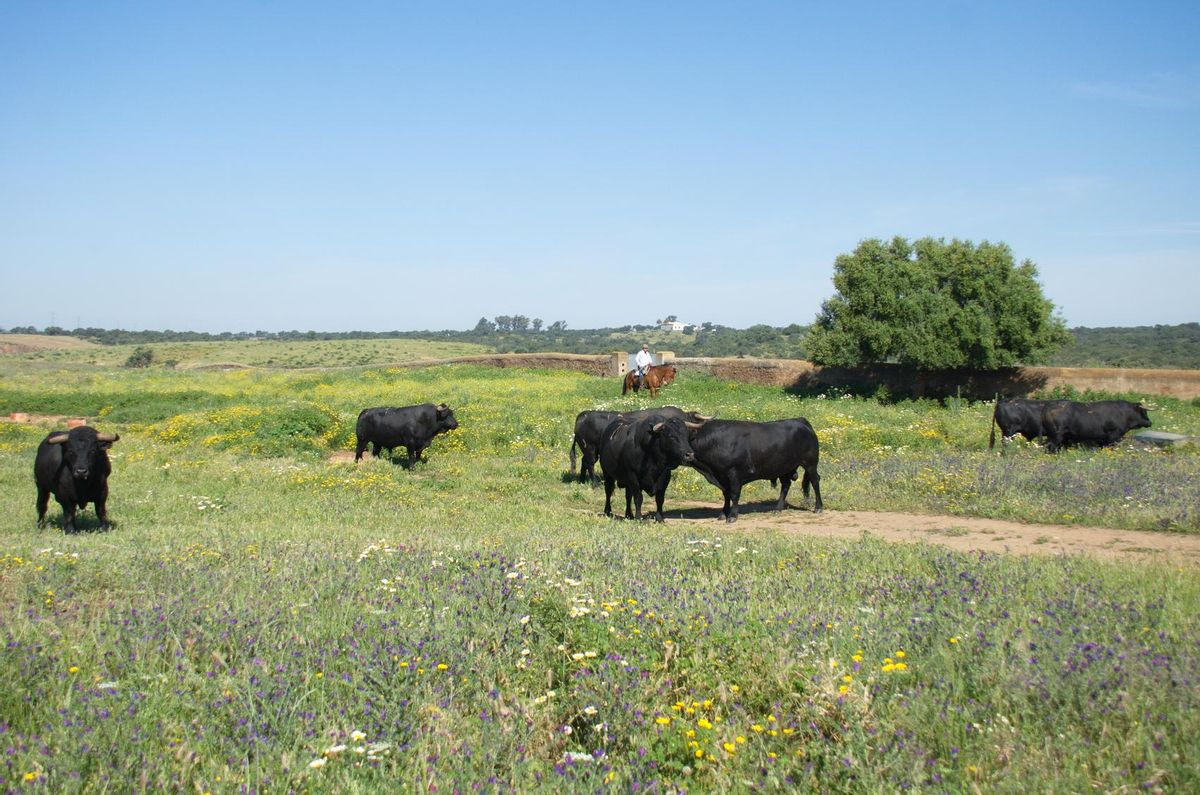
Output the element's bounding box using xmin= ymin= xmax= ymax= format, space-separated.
xmin=657 ymin=500 xmax=1200 ymax=566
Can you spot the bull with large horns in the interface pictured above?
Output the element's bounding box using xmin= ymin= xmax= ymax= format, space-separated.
xmin=34 ymin=426 xmax=120 ymax=534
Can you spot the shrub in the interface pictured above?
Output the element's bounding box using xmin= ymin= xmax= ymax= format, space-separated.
xmin=124 ymin=346 xmax=154 ymax=368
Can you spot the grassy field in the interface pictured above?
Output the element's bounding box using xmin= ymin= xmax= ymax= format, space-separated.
xmin=1 ymin=350 xmax=1198 ymax=792
xmin=0 ymin=336 xmax=492 ymax=369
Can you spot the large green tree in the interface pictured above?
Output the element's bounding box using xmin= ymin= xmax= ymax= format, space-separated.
xmin=806 ymin=236 xmax=1071 ymax=369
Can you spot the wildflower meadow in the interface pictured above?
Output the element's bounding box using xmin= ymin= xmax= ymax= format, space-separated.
xmin=1 ymin=343 xmax=1198 ymax=792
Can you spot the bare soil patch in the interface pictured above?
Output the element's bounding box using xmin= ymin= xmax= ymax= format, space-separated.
xmin=0 ymin=334 xmax=101 ymax=354
xmin=3 ymin=413 xmax=87 ymax=427
xmin=663 ymin=500 xmax=1200 ymax=565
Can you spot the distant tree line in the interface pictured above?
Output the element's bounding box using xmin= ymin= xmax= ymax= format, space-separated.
xmin=1 ymin=320 xmax=807 ymax=359
xmin=5 ymin=323 xmax=1198 ymax=370
xmin=1045 ymin=323 xmax=1200 ymax=370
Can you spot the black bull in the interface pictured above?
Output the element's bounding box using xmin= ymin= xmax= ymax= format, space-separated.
xmin=570 ymin=406 xmax=710 ymax=485
xmin=599 ymin=414 xmax=698 ymax=522
xmin=990 ymin=398 xmax=1150 ymax=452
xmin=355 ymin=403 xmax=459 ymax=465
xmin=686 ymin=418 xmax=823 ymax=522
xmin=34 ymin=426 xmax=120 ymax=534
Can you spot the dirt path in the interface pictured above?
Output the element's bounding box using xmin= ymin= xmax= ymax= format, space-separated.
xmin=663 ymin=501 xmax=1200 ymax=565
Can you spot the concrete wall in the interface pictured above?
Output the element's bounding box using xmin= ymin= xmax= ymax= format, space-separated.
xmin=408 ymin=352 xmax=618 ymax=377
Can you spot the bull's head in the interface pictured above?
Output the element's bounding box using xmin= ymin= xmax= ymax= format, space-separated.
xmin=47 ymin=427 xmax=119 ymax=480
xmin=651 ymin=418 xmax=695 ymax=465
xmin=436 ymin=404 xmax=459 ymax=431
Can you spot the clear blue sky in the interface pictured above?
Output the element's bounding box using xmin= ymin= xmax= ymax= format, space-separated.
xmin=2 ymin=2 xmax=1197 ymax=333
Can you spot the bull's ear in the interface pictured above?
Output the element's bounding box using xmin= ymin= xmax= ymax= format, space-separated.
xmin=47 ymin=433 xmax=69 ymax=445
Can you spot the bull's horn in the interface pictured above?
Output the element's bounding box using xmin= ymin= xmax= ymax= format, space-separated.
xmin=96 ymin=433 xmax=120 ymax=443
xmin=47 ymin=433 xmax=69 ymax=445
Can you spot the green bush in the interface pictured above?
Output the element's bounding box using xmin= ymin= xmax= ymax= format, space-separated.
xmin=124 ymin=346 xmax=154 ymax=368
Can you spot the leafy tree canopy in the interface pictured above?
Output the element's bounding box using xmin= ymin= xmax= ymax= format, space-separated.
xmin=806 ymin=236 xmax=1071 ymax=369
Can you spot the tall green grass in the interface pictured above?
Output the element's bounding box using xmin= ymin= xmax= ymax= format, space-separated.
xmin=1 ymin=359 xmax=1198 ymax=791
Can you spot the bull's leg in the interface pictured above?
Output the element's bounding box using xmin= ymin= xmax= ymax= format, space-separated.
xmin=727 ymin=481 xmax=744 ymax=522
xmin=627 ymin=487 xmax=640 ymax=520
xmin=775 ymin=470 xmax=797 ymax=510
xmin=653 ymin=472 xmax=672 ymax=522
xmin=603 ymin=476 xmax=616 ymax=517
xmin=806 ymin=467 xmax=823 ymax=513
xmin=371 ymin=443 xmax=384 ymax=458
xmin=58 ymin=497 xmax=77 ymax=535
xmin=94 ymin=485 xmax=110 ymax=528
xmin=36 ymin=487 xmax=51 ymax=527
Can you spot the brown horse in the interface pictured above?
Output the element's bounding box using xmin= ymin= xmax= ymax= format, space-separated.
xmin=622 ymin=364 xmax=677 ymax=397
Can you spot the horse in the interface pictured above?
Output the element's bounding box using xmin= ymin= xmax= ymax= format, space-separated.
xmin=622 ymin=364 xmax=677 ymax=397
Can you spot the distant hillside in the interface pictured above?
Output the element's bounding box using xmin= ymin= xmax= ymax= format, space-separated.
xmin=1049 ymin=323 xmax=1200 ymax=370
xmin=0 ymin=334 xmax=102 ymax=354
xmin=4 ymin=322 xmax=1197 ymax=370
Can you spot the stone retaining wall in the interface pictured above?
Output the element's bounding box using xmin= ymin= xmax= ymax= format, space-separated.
xmin=662 ymin=356 xmax=1200 ymax=400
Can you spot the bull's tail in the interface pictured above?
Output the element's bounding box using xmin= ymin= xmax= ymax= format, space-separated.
xmin=989 ymin=396 xmax=999 ymax=450
xmin=569 ymin=436 xmax=578 ymax=474
xmin=622 ymin=374 xmax=631 ymax=395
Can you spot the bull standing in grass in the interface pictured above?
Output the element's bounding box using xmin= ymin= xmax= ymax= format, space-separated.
xmin=35 ymin=426 xmax=120 ymax=534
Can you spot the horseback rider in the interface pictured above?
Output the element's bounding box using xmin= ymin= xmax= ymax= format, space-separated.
xmin=634 ymin=344 xmax=654 ymax=390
